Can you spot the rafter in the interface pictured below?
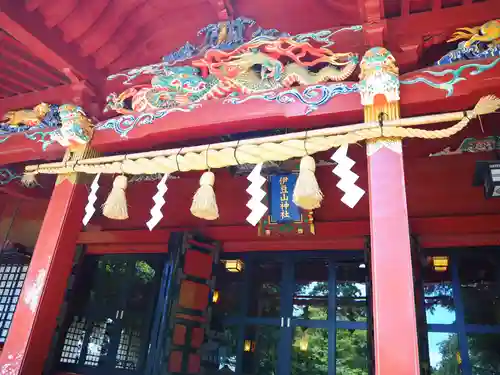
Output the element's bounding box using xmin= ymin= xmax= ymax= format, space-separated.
xmin=1 ymin=67 xmax=45 ymax=91
xmin=0 ymin=72 xmax=32 ymax=93
xmin=1 ymin=46 xmax=63 ymax=86
xmin=0 ymin=1 xmax=105 ymax=86
xmin=0 ymin=80 xmax=17 ymax=97
xmin=1 ymin=59 xmax=51 ymax=89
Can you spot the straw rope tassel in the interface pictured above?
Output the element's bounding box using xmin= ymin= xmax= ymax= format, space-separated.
xmin=293 ymin=155 xmax=323 ymax=210
xmin=21 ymin=172 xmax=38 ymax=188
xmin=21 ymin=96 xmax=500 ymax=179
xmin=191 ymin=171 xmax=219 ymax=220
xmin=103 ymin=175 xmax=129 ymax=220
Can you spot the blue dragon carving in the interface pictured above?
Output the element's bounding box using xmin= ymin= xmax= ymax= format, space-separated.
xmin=436 ymin=19 xmax=500 ymax=65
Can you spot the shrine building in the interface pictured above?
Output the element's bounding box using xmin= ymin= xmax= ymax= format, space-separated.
xmin=0 ymin=1 xmax=500 ymax=375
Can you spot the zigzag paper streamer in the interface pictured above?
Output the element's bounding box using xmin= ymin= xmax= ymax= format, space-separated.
xmin=83 ymin=173 xmax=101 ymax=225
xmin=246 ymin=163 xmax=268 ymax=226
xmin=147 ymin=173 xmax=169 ymax=231
xmin=331 ymin=145 xmax=365 ymax=208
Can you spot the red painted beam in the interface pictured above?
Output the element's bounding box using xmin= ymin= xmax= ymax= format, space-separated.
xmin=0 ymin=1 xmax=104 ymax=85
xmin=0 ymin=178 xmax=87 ymax=375
xmin=0 ymin=184 xmax=47 ymax=200
xmin=420 ymin=233 xmax=500 ymax=248
xmin=0 ymin=81 xmax=95 ymax=116
xmin=77 ymin=214 xmax=500 ymax=248
xmin=86 ymin=243 xmax=168 ymax=254
xmin=1 ymin=57 xmax=500 ymax=166
xmin=223 ymin=238 xmax=365 ymax=252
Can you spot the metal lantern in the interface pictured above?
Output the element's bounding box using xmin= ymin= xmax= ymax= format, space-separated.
xmin=431 ymin=256 xmax=449 ymax=272
xmin=473 ymin=161 xmax=500 ymax=198
xmin=244 ymin=340 xmax=255 ymax=352
xmin=224 ymin=259 xmax=244 ymax=273
xmin=212 ymin=290 xmax=220 ymax=303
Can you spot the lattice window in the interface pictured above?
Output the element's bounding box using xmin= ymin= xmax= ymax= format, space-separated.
xmin=115 ymin=328 xmax=141 ymax=370
xmin=0 ymin=264 xmax=28 ymax=343
xmin=59 ymin=316 xmax=86 ymax=364
xmin=83 ymin=321 xmax=110 ymax=367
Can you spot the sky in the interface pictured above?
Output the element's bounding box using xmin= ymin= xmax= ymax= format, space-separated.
xmin=426 ymin=305 xmax=457 ymax=369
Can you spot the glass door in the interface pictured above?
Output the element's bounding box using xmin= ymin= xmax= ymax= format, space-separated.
xmin=213 ymin=251 xmax=372 ymax=375
xmin=241 ymin=259 xmax=285 ymax=375
xmin=56 ymin=254 xmax=165 ymax=375
xmin=286 ymin=258 xmax=331 ymax=375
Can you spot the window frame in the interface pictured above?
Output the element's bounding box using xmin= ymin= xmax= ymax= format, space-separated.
xmin=423 ymin=248 xmax=500 ymax=375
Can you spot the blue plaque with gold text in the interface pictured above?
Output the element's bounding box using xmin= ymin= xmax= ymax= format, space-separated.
xmin=269 ymin=174 xmax=301 ymax=223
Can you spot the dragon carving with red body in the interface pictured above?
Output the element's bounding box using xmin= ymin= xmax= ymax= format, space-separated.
xmin=105 ymin=37 xmax=358 ymax=114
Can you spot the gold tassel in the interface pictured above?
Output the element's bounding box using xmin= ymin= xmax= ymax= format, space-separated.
xmin=21 ymin=172 xmax=38 ymax=187
xmin=102 ymin=175 xmax=129 ymax=220
xmin=293 ymin=155 xmax=323 ymax=210
xmin=190 ymin=171 xmax=219 ymax=220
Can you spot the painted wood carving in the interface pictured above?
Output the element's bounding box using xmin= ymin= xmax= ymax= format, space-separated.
xmin=437 ymin=19 xmax=500 ymax=65
xmin=358 ymin=47 xmax=400 ymax=106
xmin=429 ymin=136 xmax=500 ymax=157
xmin=50 ymin=104 xmax=94 ymax=148
xmin=0 ymin=103 xmax=59 ymax=135
xmin=104 ymin=20 xmax=360 ymax=115
xmin=0 ymin=103 xmax=94 ymax=149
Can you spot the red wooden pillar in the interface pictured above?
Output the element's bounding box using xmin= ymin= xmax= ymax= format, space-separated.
xmin=0 ymin=175 xmax=86 ymax=375
xmin=367 ymin=139 xmax=420 ymax=375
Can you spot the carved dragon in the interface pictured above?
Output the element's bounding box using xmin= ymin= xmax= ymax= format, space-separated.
xmin=105 ymin=38 xmax=358 ymax=114
xmin=448 ymin=20 xmax=500 ymax=48
xmin=437 ymin=19 xmax=500 ymax=65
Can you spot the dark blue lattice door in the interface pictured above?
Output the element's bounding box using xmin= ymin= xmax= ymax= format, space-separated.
xmin=57 ymin=254 xmax=165 ymax=375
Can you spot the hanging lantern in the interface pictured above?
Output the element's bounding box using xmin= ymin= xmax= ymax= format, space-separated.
xmin=432 ymin=256 xmax=449 ymax=272
xmin=224 ymin=259 xmax=244 ymax=273
xmin=212 ymin=290 xmax=220 ymax=304
xmin=244 ymin=340 xmax=255 ymax=352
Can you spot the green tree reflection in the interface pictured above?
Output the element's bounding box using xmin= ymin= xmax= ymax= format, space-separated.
xmin=289 ymin=282 xmax=368 ymax=375
xmin=424 ymin=279 xmax=500 ymax=374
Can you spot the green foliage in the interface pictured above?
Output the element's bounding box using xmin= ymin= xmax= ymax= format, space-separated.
xmin=238 ymin=280 xmax=369 ymax=375
xmin=336 ymin=329 xmax=369 ymax=375
xmin=135 ymin=260 xmax=156 ymax=284
xmin=424 ymin=261 xmax=500 ymax=374
xmin=432 ymin=334 xmax=461 ymax=375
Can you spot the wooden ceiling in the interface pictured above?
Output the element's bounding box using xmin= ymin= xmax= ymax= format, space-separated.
xmin=0 ymin=0 xmax=497 ymax=115
xmin=0 ymin=30 xmax=69 ymax=99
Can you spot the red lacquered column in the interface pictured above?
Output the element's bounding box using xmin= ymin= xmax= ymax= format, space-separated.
xmin=0 ymin=175 xmax=86 ymax=375
xmin=367 ymin=139 xmax=420 ymax=375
